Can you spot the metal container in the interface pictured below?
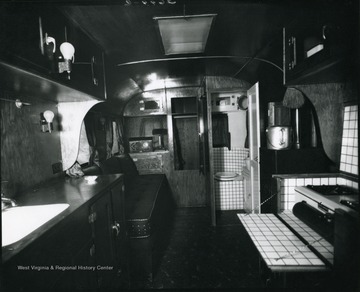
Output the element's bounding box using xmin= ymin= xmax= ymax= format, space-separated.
xmin=266 ymin=126 xmax=293 ymax=150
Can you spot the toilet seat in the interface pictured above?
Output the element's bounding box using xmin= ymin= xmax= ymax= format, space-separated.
xmin=214 ymin=172 xmax=240 ymax=181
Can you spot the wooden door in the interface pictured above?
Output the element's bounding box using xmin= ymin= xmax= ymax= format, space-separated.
xmin=167 ymin=93 xmax=206 ymax=207
xmin=247 ymin=82 xmax=261 ymax=214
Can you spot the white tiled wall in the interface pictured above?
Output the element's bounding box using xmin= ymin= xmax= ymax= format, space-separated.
xmin=340 ymin=105 xmax=358 ymax=175
xmin=277 ymin=104 xmax=359 ymax=212
xmin=213 ymin=147 xmax=249 ymax=210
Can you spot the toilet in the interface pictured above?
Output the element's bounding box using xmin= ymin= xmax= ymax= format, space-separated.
xmin=214 ymin=172 xmax=241 ymax=181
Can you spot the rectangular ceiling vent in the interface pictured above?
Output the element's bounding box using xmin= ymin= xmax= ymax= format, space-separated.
xmin=154 ymin=14 xmax=216 ymax=55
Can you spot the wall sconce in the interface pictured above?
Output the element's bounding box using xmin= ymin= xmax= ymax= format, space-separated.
xmin=39 ymin=18 xmax=97 ymax=83
xmin=58 ymin=42 xmax=75 ymax=79
xmin=0 ymin=98 xmax=31 ymax=108
xmin=40 ymin=110 xmax=55 ymax=133
xmin=39 ymin=19 xmax=75 ymax=80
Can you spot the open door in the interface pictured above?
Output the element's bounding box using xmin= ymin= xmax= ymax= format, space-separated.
xmin=247 ymin=82 xmax=261 ymax=214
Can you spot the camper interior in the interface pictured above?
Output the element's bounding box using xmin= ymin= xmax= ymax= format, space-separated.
xmin=1 ymin=0 xmax=359 ymax=291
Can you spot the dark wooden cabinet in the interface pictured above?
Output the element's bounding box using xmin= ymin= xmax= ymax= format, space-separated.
xmin=2 ymin=179 xmax=127 ymax=291
xmin=0 ymin=5 xmax=51 ymax=75
xmin=283 ymin=10 xmax=356 ymax=85
xmin=0 ymin=5 xmax=106 ymax=100
xmin=89 ymin=186 xmax=127 ymax=289
xmin=62 ymin=18 xmax=106 ymax=99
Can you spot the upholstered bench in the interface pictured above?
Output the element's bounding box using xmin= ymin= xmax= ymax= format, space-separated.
xmin=97 ymin=155 xmax=175 ymax=284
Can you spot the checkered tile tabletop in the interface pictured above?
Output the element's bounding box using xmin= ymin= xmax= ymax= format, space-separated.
xmin=278 ymin=212 xmax=334 ymax=265
xmin=237 ymin=214 xmax=329 ymax=272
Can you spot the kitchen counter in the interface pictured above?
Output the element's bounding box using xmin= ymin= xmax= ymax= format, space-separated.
xmin=237 ymin=213 xmax=329 ymax=272
xmin=2 ymin=174 xmax=123 ymax=263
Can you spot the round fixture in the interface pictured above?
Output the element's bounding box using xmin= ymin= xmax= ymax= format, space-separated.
xmin=238 ymin=95 xmax=248 ymax=110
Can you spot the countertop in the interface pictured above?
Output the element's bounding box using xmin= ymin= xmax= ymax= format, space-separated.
xmin=2 ymin=174 xmax=123 ymax=263
xmin=237 ymin=213 xmax=329 ymax=272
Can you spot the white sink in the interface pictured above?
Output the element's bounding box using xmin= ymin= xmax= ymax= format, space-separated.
xmin=2 ymin=204 xmax=69 ymax=247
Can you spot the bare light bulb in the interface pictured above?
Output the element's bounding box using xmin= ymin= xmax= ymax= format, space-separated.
xmin=43 ymin=110 xmax=54 ymax=123
xmin=43 ymin=110 xmax=54 ymax=133
xmin=59 ymin=42 xmax=75 ymax=61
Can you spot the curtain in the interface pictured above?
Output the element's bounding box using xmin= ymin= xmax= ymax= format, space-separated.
xmin=115 ymin=118 xmax=125 ymax=154
xmin=105 ymin=117 xmax=113 ymax=159
xmin=84 ymin=112 xmax=97 ymax=166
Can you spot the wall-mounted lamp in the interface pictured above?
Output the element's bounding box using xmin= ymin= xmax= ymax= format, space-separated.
xmin=58 ymin=42 xmax=75 ymax=79
xmin=39 ymin=18 xmax=76 ymax=80
xmin=0 ymin=98 xmax=31 ymax=108
xmin=40 ymin=110 xmax=55 ymax=133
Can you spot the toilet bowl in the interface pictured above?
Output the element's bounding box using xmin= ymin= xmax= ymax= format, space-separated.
xmin=214 ymin=172 xmax=241 ymax=181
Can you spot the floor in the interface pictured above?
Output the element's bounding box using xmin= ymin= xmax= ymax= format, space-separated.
xmin=146 ymin=208 xmax=263 ymax=291
xmin=123 ymin=207 xmax=355 ymax=292
xmin=127 ymin=207 xmax=342 ymax=292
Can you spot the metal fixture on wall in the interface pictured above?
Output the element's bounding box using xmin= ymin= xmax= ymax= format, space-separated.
xmin=0 ymin=98 xmax=31 ymax=108
xmin=282 ymin=87 xmax=305 ymax=149
xmin=40 ymin=110 xmax=55 ymax=133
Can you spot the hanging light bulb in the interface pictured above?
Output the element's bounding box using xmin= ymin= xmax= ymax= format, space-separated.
xmin=59 ymin=42 xmax=75 ymax=62
xmin=59 ymin=42 xmax=75 ymax=78
xmin=43 ymin=110 xmax=55 ymax=133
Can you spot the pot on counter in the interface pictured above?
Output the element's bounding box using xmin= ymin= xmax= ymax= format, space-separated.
xmin=266 ymin=126 xmax=293 ymax=150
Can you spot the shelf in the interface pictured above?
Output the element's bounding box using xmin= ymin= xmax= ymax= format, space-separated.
xmin=172 ymin=114 xmax=197 ymax=119
xmin=0 ymin=61 xmax=102 ymax=102
xmin=129 ymin=150 xmax=168 ymax=157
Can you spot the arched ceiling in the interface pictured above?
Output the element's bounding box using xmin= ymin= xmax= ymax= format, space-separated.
xmin=59 ymin=0 xmax=354 ymax=105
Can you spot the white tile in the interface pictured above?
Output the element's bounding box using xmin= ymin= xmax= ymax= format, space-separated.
xmin=329 ymin=177 xmax=337 ymax=185
xmin=295 ymin=178 xmax=305 ymax=186
xmin=304 ymin=178 xmax=313 ymax=185
xmin=288 ymin=179 xmax=296 ymax=186
xmin=312 ymin=178 xmax=321 ymax=185
xmin=283 ymin=258 xmax=298 ymax=265
xmin=309 ymin=258 xmax=324 ymax=265
xmin=319 ymin=177 xmax=328 ymax=185
xmin=296 ymin=258 xmax=311 ymax=265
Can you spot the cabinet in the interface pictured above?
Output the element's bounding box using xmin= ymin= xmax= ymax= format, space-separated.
xmin=283 ymin=11 xmax=355 ymax=85
xmin=0 ymin=5 xmax=106 ymax=99
xmin=89 ymin=188 xmax=127 ymax=289
xmin=2 ymin=178 xmax=127 ymax=291
xmin=129 ymin=152 xmax=167 ymax=174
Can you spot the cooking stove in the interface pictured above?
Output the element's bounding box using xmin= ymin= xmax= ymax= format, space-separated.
xmin=306 ymin=184 xmax=358 ymax=196
xmin=303 ymin=184 xmax=359 ymax=212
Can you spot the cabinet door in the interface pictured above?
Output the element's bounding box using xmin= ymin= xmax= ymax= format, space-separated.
xmin=65 ymin=22 xmax=106 ymax=99
xmin=90 ymin=191 xmax=118 ymax=289
xmin=110 ymin=182 xmax=129 ymax=287
xmin=0 ymin=5 xmax=51 ymax=74
xmin=282 ymin=13 xmax=353 ymax=85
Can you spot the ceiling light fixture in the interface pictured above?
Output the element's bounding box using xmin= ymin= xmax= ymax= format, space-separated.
xmin=154 ymin=14 xmax=216 ymax=55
